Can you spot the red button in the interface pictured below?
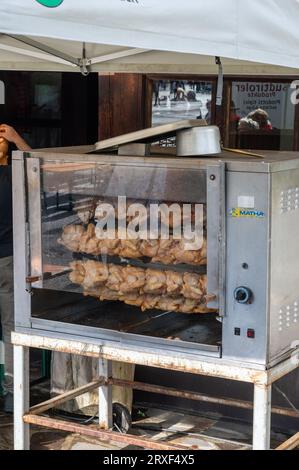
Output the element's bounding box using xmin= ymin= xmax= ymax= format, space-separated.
xmin=247 ymin=329 xmax=255 ymax=339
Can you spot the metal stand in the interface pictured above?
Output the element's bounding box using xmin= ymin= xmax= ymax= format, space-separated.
xmin=253 ymin=384 xmax=272 ymax=450
xmin=98 ymin=358 xmax=112 ymax=430
xmin=12 ymin=332 xmax=299 ymax=451
xmin=13 ymin=345 xmax=30 ymax=450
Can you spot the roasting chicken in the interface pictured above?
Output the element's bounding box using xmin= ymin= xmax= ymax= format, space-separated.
xmin=141 ymin=294 xmax=160 ymax=311
xmin=69 ymin=259 xmax=213 ymax=314
xmin=79 ymin=224 xmax=100 ymax=255
xmin=139 ymin=239 xmax=159 ymax=258
xmin=182 ymin=273 xmax=205 ymax=300
xmin=97 ymin=286 xmax=120 ymax=301
xmin=95 ymin=228 xmax=120 ymax=256
xmin=122 ymin=292 xmax=145 ymax=308
xmin=69 ymin=261 xmax=85 ymax=284
xmin=166 ymin=271 xmax=184 ymax=296
xmin=105 ymin=264 xmax=124 ymax=292
xmin=180 ymin=298 xmax=211 ymax=314
xmin=143 ymin=269 xmax=167 ymax=295
xmin=118 ymin=239 xmax=142 ymax=259
xmin=171 ymin=238 xmax=207 ymax=265
xmin=60 ymin=224 xmax=206 ymax=266
xmin=156 ymin=296 xmax=184 ymax=312
xmin=119 ymin=266 xmax=145 ymax=294
xmin=69 ymin=260 xmax=207 ymax=302
xmin=58 ymin=225 xmax=85 ymax=252
xmin=82 ymin=260 xmax=109 ymax=289
xmin=152 ymin=239 xmax=176 ymax=265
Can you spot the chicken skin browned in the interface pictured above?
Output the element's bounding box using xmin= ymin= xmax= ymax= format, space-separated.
xmin=118 ymin=239 xmax=142 ymax=259
xmin=166 ymin=271 xmax=184 ymax=296
xmin=82 ymin=260 xmax=109 ymax=289
xmin=58 ymin=225 xmax=85 ymax=252
xmin=119 ymin=266 xmax=145 ymax=294
xmin=68 ymin=260 xmax=214 ymax=314
xmin=60 ymin=224 xmax=207 ymax=265
xmin=143 ymin=269 xmax=167 ymax=295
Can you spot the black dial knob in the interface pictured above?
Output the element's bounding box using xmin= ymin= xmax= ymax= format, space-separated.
xmin=234 ymin=287 xmax=253 ymax=304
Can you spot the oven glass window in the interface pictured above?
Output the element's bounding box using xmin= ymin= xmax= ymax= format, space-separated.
xmin=30 ymin=160 xmax=222 ymax=349
xmin=229 ymin=81 xmax=295 ymax=150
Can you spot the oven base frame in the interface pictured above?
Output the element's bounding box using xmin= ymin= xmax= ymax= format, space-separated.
xmin=12 ymin=330 xmax=299 ymax=450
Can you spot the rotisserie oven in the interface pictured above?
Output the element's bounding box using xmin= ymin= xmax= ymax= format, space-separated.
xmin=13 ymin=125 xmax=299 ymax=368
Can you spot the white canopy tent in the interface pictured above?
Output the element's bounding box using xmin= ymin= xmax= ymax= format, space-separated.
xmin=0 ymin=0 xmax=299 ymax=76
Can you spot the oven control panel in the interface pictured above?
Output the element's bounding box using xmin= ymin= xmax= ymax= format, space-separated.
xmin=222 ymin=171 xmax=269 ymax=364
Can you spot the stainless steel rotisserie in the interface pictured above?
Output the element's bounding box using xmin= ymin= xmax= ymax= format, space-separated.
xmin=12 ymin=126 xmax=299 ymax=368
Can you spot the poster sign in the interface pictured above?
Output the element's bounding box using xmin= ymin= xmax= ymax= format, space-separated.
xmin=232 ymin=82 xmax=294 ymax=130
xmin=0 ymin=81 xmax=5 ymax=104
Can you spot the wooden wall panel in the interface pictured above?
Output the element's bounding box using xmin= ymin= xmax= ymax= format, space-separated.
xmin=98 ymin=73 xmax=150 ymax=140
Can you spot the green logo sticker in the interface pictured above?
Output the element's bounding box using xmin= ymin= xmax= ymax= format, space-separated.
xmin=36 ymin=0 xmax=64 ymax=7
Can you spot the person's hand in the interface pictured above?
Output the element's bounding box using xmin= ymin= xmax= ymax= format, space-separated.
xmin=0 ymin=124 xmax=31 ymax=151
xmin=0 ymin=124 xmax=20 ymax=144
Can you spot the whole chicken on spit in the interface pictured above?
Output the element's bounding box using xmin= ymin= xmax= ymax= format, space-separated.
xmin=119 ymin=266 xmax=145 ymax=294
xmin=143 ymin=269 xmax=167 ymax=295
xmin=152 ymin=238 xmax=176 ymax=265
xmin=139 ymin=239 xmax=159 ymax=258
xmin=69 ymin=260 xmax=213 ymax=314
xmin=166 ymin=271 xmax=184 ymax=296
xmin=156 ymin=296 xmax=185 ymax=312
xmin=95 ymin=228 xmax=120 ymax=256
xmin=79 ymin=224 xmax=100 ymax=255
xmin=98 ymin=286 xmax=120 ymax=301
xmin=141 ymin=294 xmax=160 ymax=311
xmin=171 ymin=238 xmax=207 ymax=265
xmin=105 ymin=264 xmax=124 ymax=292
xmin=118 ymin=239 xmax=142 ymax=259
xmin=82 ymin=260 xmax=109 ymax=289
xmin=69 ymin=261 xmax=85 ymax=284
xmin=182 ymin=273 xmax=207 ymax=300
xmin=58 ymin=225 xmax=85 ymax=252
xmin=122 ymin=292 xmax=145 ymax=308
xmin=60 ymin=224 xmax=207 ymax=266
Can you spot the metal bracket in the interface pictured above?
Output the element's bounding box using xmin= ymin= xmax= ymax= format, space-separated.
xmin=79 ymin=42 xmax=91 ymax=76
xmin=78 ymin=58 xmax=91 ymax=76
xmin=215 ymin=56 xmax=223 ymax=107
xmin=26 ymin=276 xmax=42 ymax=284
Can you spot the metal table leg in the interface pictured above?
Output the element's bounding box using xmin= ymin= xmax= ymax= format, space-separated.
xmin=98 ymin=358 xmax=112 ymax=430
xmin=14 ymin=345 xmax=30 ymax=450
xmin=253 ymin=383 xmax=272 ymax=450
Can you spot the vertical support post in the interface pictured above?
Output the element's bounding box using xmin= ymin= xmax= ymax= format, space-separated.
xmin=98 ymin=358 xmax=112 ymax=430
xmin=12 ymin=153 xmax=32 ymax=329
xmin=14 ymin=345 xmax=30 ymax=450
xmin=253 ymin=383 xmax=272 ymax=450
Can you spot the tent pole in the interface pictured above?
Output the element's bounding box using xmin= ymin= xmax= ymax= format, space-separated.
xmin=89 ymin=48 xmax=149 ymax=65
xmin=7 ymin=34 xmax=79 ymax=67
